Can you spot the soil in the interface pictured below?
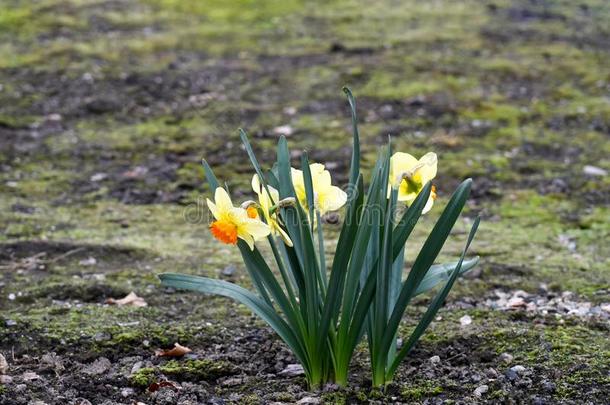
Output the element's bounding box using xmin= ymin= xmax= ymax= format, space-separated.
xmin=1 ymin=0 xmax=609 ymax=404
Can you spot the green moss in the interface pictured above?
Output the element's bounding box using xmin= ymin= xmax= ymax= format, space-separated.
xmin=159 ymin=359 xmax=234 ymax=381
xmin=400 ymin=380 xmax=443 ymax=401
xmin=129 ymin=367 xmax=156 ymax=387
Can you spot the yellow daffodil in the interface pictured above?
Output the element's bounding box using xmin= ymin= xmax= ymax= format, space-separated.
xmin=389 ymin=152 xmax=438 ymax=214
xmin=291 ymin=163 xmax=347 ymax=215
xmin=207 ymin=187 xmax=270 ymax=250
xmin=251 ymin=174 xmax=293 ymax=247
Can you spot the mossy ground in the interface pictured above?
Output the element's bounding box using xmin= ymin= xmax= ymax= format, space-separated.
xmin=0 ymin=0 xmax=608 ymax=403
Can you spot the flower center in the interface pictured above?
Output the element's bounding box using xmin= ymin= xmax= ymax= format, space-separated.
xmin=210 ymin=220 xmax=238 ymax=245
xmin=246 ymin=206 xmax=258 ymax=219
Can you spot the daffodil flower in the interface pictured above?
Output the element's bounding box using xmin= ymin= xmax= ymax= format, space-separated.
xmin=291 ymin=163 xmax=347 ymax=215
xmin=251 ymin=174 xmax=293 ymax=246
xmin=389 ymin=152 xmax=438 ymax=214
xmin=207 ymin=187 xmax=270 ymax=250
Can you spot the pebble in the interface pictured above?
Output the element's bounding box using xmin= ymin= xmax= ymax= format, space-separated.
xmin=93 ymin=332 xmax=112 ymax=342
xmin=0 ymin=353 xmax=8 ymax=374
xmin=505 ymin=369 xmax=519 ymax=381
xmin=485 ymin=368 xmax=498 ymax=378
xmin=499 ymin=352 xmax=513 ymax=364
xmin=511 ymin=365 xmax=526 ymax=373
xmin=474 ymin=384 xmax=489 ymax=397
xmin=121 ymin=387 xmax=135 ymax=397
xmin=82 ymin=357 xmax=111 ymax=376
xmin=221 ymin=265 xmax=237 ymax=277
xmin=279 ymin=364 xmax=304 ymax=377
xmin=459 ymin=314 xmax=472 ymax=326
xmin=542 ymin=381 xmax=556 ymax=393
xmin=582 ymin=165 xmax=607 ymax=177
xmin=22 ymin=371 xmax=41 ymax=381
xmin=297 ymin=397 xmax=320 ymax=404
xmin=429 ymin=355 xmax=441 ymax=364
xmin=0 ymin=375 xmax=13 ymax=384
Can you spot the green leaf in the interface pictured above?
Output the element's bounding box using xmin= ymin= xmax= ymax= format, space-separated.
xmin=414 ymin=257 xmax=479 ymax=297
xmin=201 ymin=159 xmax=219 ymax=191
xmin=387 ymin=217 xmax=480 ymax=378
xmin=343 ymin=86 xmax=360 ymax=189
xmin=239 ymin=129 xmax=275 ymax=203
xmin=380 ymin=179 xmax=473 ymax=360
xmin=158 ymin=273 xmax=309 ymax=369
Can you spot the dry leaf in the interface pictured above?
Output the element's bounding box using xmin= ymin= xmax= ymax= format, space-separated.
xmin=106 ymin=292 xmax=147 ymax=307
xmin=148 ymin=380 xmax=180 ymax=392
xmin=154 ymin=342 xmax=192 ymax=357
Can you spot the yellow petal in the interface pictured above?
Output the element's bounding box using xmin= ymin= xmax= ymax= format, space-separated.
xmin=417 ymin=152 xmax=437 ymax=184
xmin=276 ymin=226 xmax=293 ymax=247
xmin=206 ymin=198 xmax=219 ymax=220
xmin=214 ymin=187 xmax=234 ymax=212
xmin=318 ymin=186 xmax=347 ymax=213
xmin=390 ymin=152 xmax=419 ymax=185
xmin=242 ymin=219 xmax=271 ymax=239
xmin=238 ymin=231 xmax=255 ymax=250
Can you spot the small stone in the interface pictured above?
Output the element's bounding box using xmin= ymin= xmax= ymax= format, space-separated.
xmin=485 ymin=368 xmax=498 ymax=378
xmin=600 ymin=303 xmax=610 ymax=313
xmin=7 ymin=293 xmax=15 ymax=301
xmin=542 ymin=381 xmax=556 ymax=393
xmin=511 ymin=365 xmax=526 ymax=373
xmin=273 ymin=125 xmax=294 ymax=136
xmin=507 ymin=296 xmax=526 ymax=308
xmin=474 ymin=385 xmax=488 ymax=397
xmin=583 ymin=165 xmax=607 ymax=177
xmin=0 ymin=353 xmax=8 ymax=374
xmin=0 ymin=375 xmax=13 ymax=384
xmin=82 ymin=357 xmax=111 ymax=376
xmin=121 ymin=387 xmax=135 ymax=397
xmin=73 ymin=399 xmax=92 ymax=405
xmin=6 ymin=319 xmax=17 ymax=327
xmin=499 ymin=352 xmax=513 ymax=364
xmin=78 ymin=257 xmax=97 ymax=266
xmin=297 ymin=397 xmax=320 ymax=404
xmin=459 ymin=314 xmax=472 ymax=326
xmin=93 ymin=332 xmax=111 ymax=342
xmin=221 ymin=265 xmax=237 ymax=277
xmin=429 ymin=355 xmax=441 ymax=364
xmin=505 ymin=369 xmax=518 ymax=381
xmin=22 ymin=371 xmax=41 ymax=381
xmin=279 ymin=364 xmax=304 ymax=377
xmin=90 ymin=173 xmax=108 ymax=182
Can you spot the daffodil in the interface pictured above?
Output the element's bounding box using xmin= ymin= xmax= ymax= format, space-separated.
xmin=291 ymin=163 xmax=347 ymax=215
xmin=251 ymin=174 xmax=293 ymax=246
xmin=207 ymin=187 xmax=270 ymax=250
xmin=389 ymin=152 xmax=438 ymax=214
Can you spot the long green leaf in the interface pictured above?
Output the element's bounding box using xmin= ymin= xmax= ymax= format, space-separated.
xmin=158 ymin=273 xmax=308 ymax=369
xmin=387 ymin=217 xmax=480 ymax=378
xmin=414 ymin=257 xmax=479 ymax=296
xmin=201 ymin=159 xmax=219 ymax=192
xmin=379 ymin=178 xmax=473 ymax=358
xmin=343 ymin=86 xmax=360 ymax=189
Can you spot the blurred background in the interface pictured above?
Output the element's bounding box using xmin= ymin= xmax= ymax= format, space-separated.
xmin=0 ymin=0 xmax=608 ymax=403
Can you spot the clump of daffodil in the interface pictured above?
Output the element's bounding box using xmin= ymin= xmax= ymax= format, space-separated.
xmin=251 ymin=174 xmax=293 ymax=246
xmin=291 ymin=163 xmax=347 ymax=215
xmin=161 ymin=88 xmax=480 ymax=391
xmin=207 ymin=187 xmax=270 ymax=250
xmin=389 ymin=152 xmax=438 ymax=214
